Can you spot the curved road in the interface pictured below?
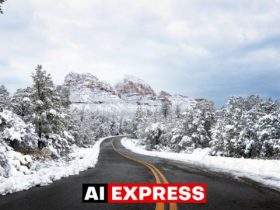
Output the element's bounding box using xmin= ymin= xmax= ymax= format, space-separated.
xmin=0 ymin=136 xmax=279 ymax=210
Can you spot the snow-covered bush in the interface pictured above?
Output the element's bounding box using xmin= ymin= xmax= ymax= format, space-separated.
xmin=43 ymin=133 xmax=73 ymax=158
xmin=211 ymin=96 xmax=280 ymax=158
xmin=0 ymin=142 xmax=10 ymax=177
xmin=130 ymin=99 xmax=215 ymax=153
xmin=180 ymin=101 xmax=214 ymax=149
xmin=178 ymin=136 xmax=196 ymax=153
xmin=0 ymin=137 xmax=35 ymax=179
xmin=144 ymin=123 xmax=164 ymax=150
xmin=10 ymin=87 xmax=33 ymax=122
xmin=131 ymin=95 xmax=279 ymax=159
xmin=260 ymin=139 xmax=280 ymax=158
xmin=119 ymin=118 xmax=134 ymax=135
xmin=0 ymin=110 xmax=38 ymax=150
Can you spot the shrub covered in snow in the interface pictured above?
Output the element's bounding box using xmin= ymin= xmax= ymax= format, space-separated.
xmin=210 ymin=96 xmax=280 ymax=158
xmin=260 ymin=139 xmax=280 ymax=158
xmin=130 ymin=95 xmax=280 ymax=159
xmin=144 ymin=123 xmax=164 ymax=149
xmin=10 ymin=87 xmax=33 ymax=122
xmin=0 ymin=142 xmax=10 ymax=177
xmin=0 ymin=138 xmax=34 ymax=181
xmin=0 ymin=110 xmax=38 ymax=150
xmin=131 ymin=99 xmax=215 ymax=153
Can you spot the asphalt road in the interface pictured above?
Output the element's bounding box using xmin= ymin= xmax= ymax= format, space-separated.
xmin=0 ymin=136 xmax=279 ymax=210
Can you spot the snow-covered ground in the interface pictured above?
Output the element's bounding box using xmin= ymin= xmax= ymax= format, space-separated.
xmin=121 ymin=138 xmax=280 ymax=192
xmin=0 ymin=137 xmax=107 ymax=195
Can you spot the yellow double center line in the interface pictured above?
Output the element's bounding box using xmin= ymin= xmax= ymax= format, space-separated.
xmin=112 ymin=140 xmax=178 ymax=210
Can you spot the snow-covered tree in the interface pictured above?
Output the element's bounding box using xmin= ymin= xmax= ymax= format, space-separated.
xmin=131 ymin=106 xmax=145 ymax=137
xmin=161 ymin=101 xmax=171 ymax=118
xmin=0 ymin=85 xmax=10 ymax=111
xmin=258 ymin=107 xmax=280 ymax=158
xmin=211 ymin=96 xmax=260 ymax=157
xmin=71 ymin=107 xmax=123 ymax=146
xmin=175 ymin=104 xmax=181 ymax=119
xmin=110 ymin=120 xmax=120 ymax=135
xmin=179 ymin=101 xmax=215 ymax=149
xmin=31 ymin=65 xmax=71 ymax=154
xmin=56 ymin=85 xmax=71 ymax=108
xmin=260 ymin=139 xmax=280 ymax=158
xmin=144 ymin=123 xmax=164 ymax=149
xmin=10 ymin=87 xmax=33 ymax=122
xmin=211 ymin=95 xmax=280 ymax=158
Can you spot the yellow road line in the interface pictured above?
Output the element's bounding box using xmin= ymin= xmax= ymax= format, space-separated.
xmin=111 ymin=141 xmax=165 ymax=210
xmin=144 ymin=163 xmax=177 ymax=210
xmin=111 ymin=140 xmax=178 ymax=210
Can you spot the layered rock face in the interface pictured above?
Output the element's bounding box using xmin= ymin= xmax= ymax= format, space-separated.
xmin=116 ymin=76 xmax=156 ymax=97
xmin=64 ymin=72 xmax=121 ymax=104
xmin=64 ymin=73 xmax=197 ymax=115
xmin=115 ymin=76 xmax=158 ymax=106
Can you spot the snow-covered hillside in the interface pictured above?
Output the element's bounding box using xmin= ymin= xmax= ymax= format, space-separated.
xmin=64 ymin=73 xmax=197 ymax=115
xmin=64 ymin=72 xmax=122 ymax=104
xmin=115 ymin=75 xmax=157 ymax=104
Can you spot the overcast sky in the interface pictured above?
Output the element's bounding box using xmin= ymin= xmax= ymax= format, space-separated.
xmin=1 ymin=0 xmax=280 ymax=105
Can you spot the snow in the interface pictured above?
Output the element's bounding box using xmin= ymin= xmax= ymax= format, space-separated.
xmin=66 ymin=73 xmax=196 ymax=116
xmin=49 ymin=109 xmax=57 ymax=115
xmin=0 ymin=137 xmax=107 ymax=195
xmin=23 ymin=97 xmax=31 ymax=103
xmin=149 ymin=123 xmax=163 ymax=132
xmin=3 ymin=127 xmax=22 ymax=141
xmin=121 ymin=138 xmax=280 ymax=192
xmin=225 ymin=125 xmax=235 ymax=130
xmin=0 ymin=110 xmax=38 ymax=146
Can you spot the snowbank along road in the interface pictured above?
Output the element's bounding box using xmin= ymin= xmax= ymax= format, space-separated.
xmin=0 ymin=136 xmax=279 ymax=210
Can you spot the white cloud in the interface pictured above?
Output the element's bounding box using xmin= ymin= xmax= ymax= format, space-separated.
xmin=1 ymin=0 xmax=280 ymax=104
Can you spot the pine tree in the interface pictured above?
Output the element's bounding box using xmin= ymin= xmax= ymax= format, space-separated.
xmin=132 ymin=106 xmax=144 ymax=137
xmin=31 ymin=65 xmax=69 ymax=151
xmin=175 ymin=104 xmax=181 ymax=118
xmin=145 ymin=123 xmax=164 ymax=149
xmin=161 ymin=101 xmax=171 ymax=118
xmin=0 ymin=85 xmax=10 ymax=111
xmin=180 ymin=101 xmax=215 ymax=149
xmin=10 ymin=87 xmax=33 ymax=121
xmin=56 ymin=85 xmax=71 ymax=108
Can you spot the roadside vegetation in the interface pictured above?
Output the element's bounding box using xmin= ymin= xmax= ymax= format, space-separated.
xmin=0 ymin=66 xmax=279 ymax=194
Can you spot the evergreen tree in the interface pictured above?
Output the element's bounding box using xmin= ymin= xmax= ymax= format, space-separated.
xmin=161 ymin=101 xmax=171 ymax=118
xmin=181 ymin=101 xmax=215 ymax=149
xmin=144 ymin=123 xmax=164 ymax=149
xmin=56 ymin=85 xmax=71 ymax=108
xmin=210 ymin=95 xmax=280 ymax=158
xmin=132 ymin=106 xmax=145 ymax=137
xmin=10 ymin=87 xmax=33 ymax=122
xmin=175 ymin=104 xmax=181 ymax=118
xmin=0 ymin=85 xmax=10 ymax=111
xmin=31 ymin=65 xmax=69 ymax=151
